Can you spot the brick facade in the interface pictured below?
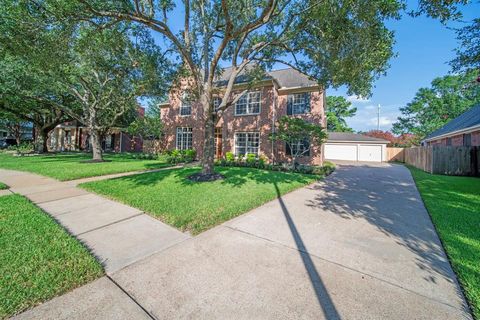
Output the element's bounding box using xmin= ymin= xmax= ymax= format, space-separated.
xmin=426 ymin=129 xmax=480 ymax=147
xmin=160 ymin=83 xmax=326 ymax=165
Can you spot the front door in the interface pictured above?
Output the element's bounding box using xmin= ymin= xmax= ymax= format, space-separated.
xmin=215 ymin=128 xmax=222 ymax=159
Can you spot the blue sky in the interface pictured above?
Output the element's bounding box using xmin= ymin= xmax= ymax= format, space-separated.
xmin=331 ymin=2 xmax=480 ymax=132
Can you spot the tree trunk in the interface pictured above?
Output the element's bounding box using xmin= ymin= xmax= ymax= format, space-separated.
xmin=90 ymin=129 xmax=103 ymax=161
xmin=35 ymin=129 xmax=49 ymax=153
xmin=201 ymin=114 xmax=216 ymax=175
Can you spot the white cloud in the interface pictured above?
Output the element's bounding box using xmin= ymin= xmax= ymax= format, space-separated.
xmin=346 ymin=95 xmax=370 ymax=103
xmin=345 ymin=105 xmax=402 ymax=132
xmin=369 ymin=116 xmax=393 ymax=126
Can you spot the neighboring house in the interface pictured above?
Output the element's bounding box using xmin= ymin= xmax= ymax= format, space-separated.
xmin=159 ymin=67 xmax=326 ymax=165
xmin=424 ymin=104 xmax=480 ymax=147
xmin=48 ymin=107 xmax=145 ymax=153
xmin=324 ymin=132 xmax=389 ymax=162
xmin=0 ymin=122 xmax=33 ymax=141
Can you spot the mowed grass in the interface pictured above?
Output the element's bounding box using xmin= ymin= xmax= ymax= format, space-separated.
xmin=0 ymin=152 xmax=170 ymax=181
xmin=0 ymin=194 xmax=103 ymax=319
xmin=81 ymin=167 xmax=319 ymax=234
xmin=408 ymin=167 xmax=480 ymax=318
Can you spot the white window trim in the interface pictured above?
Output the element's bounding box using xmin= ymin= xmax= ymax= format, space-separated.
xmin=234 ymin=91 xmax=262 ymax=116
xmin=234 ymin=131 xmax=261 ymax=156
xmin=176 ymin=127 xmax=193 ymax=150
xmin=291 ymin=93 xmax=310 ymax=115
xmin=213 ymin=97 xmax=222 ymax=112
xmin=179 ymin=92 xmax=192 ymax=117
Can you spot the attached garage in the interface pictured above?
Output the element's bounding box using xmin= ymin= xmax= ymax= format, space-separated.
xmin=324 ymin=132 xmax=389 ymax=163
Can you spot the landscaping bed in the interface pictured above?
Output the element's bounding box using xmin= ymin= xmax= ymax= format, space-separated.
xmin=408 ymin=167 xmax=480 ymax=319
xmin=0 ymin=182 xmax=7 ymax=190
xmin=0 ymin=152 xmax=170 ymax=181
xmin=0 ymin=194 xmax=103 ymax=318
xmin=80 ymin=166 xmax=325 ymax=234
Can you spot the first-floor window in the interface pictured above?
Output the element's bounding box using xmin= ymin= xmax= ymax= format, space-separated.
xmin=235 ymin=132 xmax=260 ymax=156
xmin=176 ymin=127 xmax=192 ymax=150
xmin=286 ymin=138 xmax=310 ymax=156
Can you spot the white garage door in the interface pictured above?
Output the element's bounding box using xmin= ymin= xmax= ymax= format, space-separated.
xmin=358 ymin=145 xmax=382 ymax=162
xmin=324 ymin=144 xmax=357 ymax=161
xmin=324 ymin=143 xmax=383 ymax=162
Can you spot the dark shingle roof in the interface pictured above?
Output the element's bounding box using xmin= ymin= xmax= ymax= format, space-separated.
xmin=215 ymin=66 xmax=317 ymax=89
xmin=425 ymin=104 xmax=480 ymax=140
xmin=327 ymin=132 xmax=389 ymax=143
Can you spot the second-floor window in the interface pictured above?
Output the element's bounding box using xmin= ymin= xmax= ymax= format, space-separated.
xmin=287 ymin=93 xmax=311 ymax=115
xmin=235 ymin=91 xmax=261 ymax=115
xmin=213 ymin=97 xmax=222 ymax=112
xmin=180 ymin=93 xmax=192 ymax=116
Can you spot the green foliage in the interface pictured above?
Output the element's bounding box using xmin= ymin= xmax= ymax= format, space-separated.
xmin=216 ymin=154 xmax=336 ymax=176
xmin=450 ymin=18 xmax=480 ymax=73
xmin=246 ymin=153 xmax=257 ymax=165
xmin=127 ymin=104 xmax=164 ymax=140
xmin=14 ymin=142 xmax=34 ymax=155
xmin=225 ymin=152 xmax=235 ymax=163
xmin=409 ymin=167 xmax=480 ymax=318
xmin=163 ymin=149 xmax=197 ymax=164
xmin=80 ymin=167 xmax=319 ymax=234
xmin=326 ymin=96 xmax=357 ymax=132
xmin=392 ymin=71 xmax=480 ymax=138
xmin=271 ymin=116 xmax=327 ymax=167
xmin=0 ymin=194 xmax=103 ymax=318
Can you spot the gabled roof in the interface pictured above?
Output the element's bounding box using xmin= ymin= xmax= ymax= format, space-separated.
xmin=327 ymin=132 xmax=389 ymax=144
xmin=424 ymin=104 xmax=480 ymax=141
xmin=215 ymin=66 xmax=317 ymax=89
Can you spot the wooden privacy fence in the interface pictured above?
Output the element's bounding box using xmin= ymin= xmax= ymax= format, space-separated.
xmin=403 ymin=146 xmax=480 ymax=176
xmin=386 ymin=147 xmax=405 ymax=162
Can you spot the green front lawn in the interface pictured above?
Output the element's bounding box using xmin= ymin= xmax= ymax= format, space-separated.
xmin=408 ymin=167 xmax=480 ymax=319
xmin=0 ymin=152 xmax=170 ymax=181
xmin=0 ymin=194 xmax=103 ymax=319
xmin=81 ymin=167 xmax=319 ymax=234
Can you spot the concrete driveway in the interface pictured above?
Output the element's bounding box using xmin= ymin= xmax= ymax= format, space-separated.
xmin=16 ymin=163 xmax=472 ymax=319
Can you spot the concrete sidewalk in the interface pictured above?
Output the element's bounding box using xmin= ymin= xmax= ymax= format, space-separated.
xmin=0 ymin=169 xmax=189 ymax=273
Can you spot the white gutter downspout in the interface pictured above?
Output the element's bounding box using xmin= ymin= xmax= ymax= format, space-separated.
xmin=272 ymin=83 xmax=279 ymax=165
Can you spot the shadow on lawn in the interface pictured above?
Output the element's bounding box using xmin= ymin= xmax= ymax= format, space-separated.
xmin=105 ymin=165 xmax=317 ymax=188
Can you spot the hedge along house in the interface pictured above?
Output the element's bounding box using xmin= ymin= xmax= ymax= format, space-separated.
xmin=423 ymin=104 xmax=480 ymax=147
xmin=159 ymin=67 xmax=326 ymax=165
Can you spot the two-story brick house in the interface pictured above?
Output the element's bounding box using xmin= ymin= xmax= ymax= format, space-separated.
xmin=160 ymin=67 xmax=326 ymax=165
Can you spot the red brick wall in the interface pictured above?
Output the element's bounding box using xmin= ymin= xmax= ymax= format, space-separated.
xmin=427 ymin=129 xmax=480 ymax=147
xmin=472 ymin=131 xmax=480 ymax=146
xmin=160 ymin=84 xmax=326 ymax=165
